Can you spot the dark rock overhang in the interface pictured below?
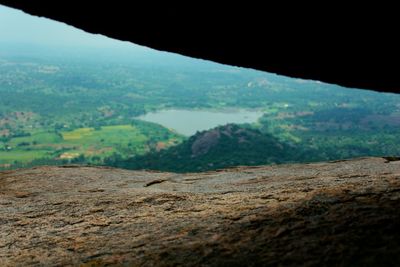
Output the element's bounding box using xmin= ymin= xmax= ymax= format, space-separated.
xmin=1 ymin=2 xmax=398 ymax=93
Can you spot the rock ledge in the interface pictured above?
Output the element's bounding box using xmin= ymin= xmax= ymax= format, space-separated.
xmin=1 ymin=157 xmax=400 ymax=266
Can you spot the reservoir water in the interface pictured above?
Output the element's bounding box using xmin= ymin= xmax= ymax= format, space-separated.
xmin=137 ymin=109 xmax=264 ymax=136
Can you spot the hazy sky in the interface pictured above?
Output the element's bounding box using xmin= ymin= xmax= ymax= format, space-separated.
xmin=0 ymin=4 xmax=146 ymax=50
xmin=0 ymin=4 xmax=222 ymax=67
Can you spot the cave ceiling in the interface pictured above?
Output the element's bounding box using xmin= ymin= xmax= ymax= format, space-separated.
xmin=1 ymin=2 xmax=398 ymax=93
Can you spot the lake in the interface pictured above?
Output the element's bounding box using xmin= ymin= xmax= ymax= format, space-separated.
xmin=137 ymin=109 xmax=264 ymax=136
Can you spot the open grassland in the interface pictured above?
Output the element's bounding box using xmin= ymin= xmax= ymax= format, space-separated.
xmin=63 ymin=125 xmax=147 ymax=145
xmin=0 ymin=150 xmax=51 ymax=163
xmin=0 ymin=123 xmax=183 ymax=167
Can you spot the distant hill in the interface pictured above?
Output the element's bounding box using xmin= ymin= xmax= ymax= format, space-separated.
xmin=1 ymin=4 xmax=400 ymax=171
xmin=109 ymin=124 xmax=302 ymax=172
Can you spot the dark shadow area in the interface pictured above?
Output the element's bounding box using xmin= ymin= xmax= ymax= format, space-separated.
xmin=134 ymin=188 xmax=400 ymax=267
xmin=1 ymin=2 xmax=399 ymax=93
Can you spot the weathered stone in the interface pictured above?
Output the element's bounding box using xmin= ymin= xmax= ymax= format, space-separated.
xmin=1 ymin=157 xmax=399 ymax=266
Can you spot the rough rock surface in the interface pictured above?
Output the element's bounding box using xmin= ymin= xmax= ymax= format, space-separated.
xmin=1 ymin=157 xmax=400 ymax=266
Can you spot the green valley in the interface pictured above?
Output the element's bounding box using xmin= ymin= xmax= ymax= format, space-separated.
xmin=1 ymin=5 xmax=400 ymax=172
xmin=1 ymin=50 xmax=400 ymax=171
xmin=0 ymin=120 xmax=183 ymax=169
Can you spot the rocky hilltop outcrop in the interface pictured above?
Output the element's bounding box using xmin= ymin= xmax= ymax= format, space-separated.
xmin=112 ymin=124 xmax=298 ymax=172
xmin=1 ymin=157 xmax=400 ymax=266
